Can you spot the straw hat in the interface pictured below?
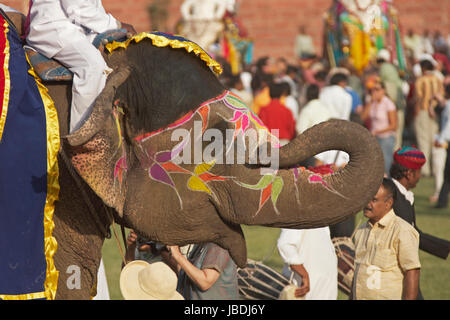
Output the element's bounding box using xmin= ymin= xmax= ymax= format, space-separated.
xmin=278 ymin=284 xmax=305 ymax=300
xmin=120 ymin=260 xmax=184 ymax=300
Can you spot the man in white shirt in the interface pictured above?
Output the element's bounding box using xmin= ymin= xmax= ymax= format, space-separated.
xmin=299 ymin=83 xmax=349 ymax=168
xmin=277 ymin=227 xmax=338 ymax=300
xmin=320 ymin=72 xmax=352 ymax=121
xmin=297 ymin=84 xmax=331 ymax=134
xmin=421 ymin=29 xmax=434 ymax=56
xmin=26 ymin=0 xmax=135 ymax=133
xmin=297 ymin=84 xmax=331 ymax=167
xmin=294 ymin=25 xmax=315 ymax=59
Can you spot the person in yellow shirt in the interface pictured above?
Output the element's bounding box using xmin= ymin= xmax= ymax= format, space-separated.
xmin=351 ymin=178 xmax=421 ymax=300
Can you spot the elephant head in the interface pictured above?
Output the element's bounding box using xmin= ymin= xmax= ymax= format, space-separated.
xmin=65 ymin=35 xmax=384 ymax=267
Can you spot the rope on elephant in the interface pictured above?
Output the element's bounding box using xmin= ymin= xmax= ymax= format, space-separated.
xmin=110 ymin=220 xmax=127 ymax=266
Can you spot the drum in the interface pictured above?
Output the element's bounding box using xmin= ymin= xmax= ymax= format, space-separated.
xmin=332 ymin=237 xmax=355 ymax=296
xmin=237 ymin=259 xmax=292 ymax=300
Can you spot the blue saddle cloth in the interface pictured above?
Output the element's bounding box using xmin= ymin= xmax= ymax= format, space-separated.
xmin=0 ymin=14 xmax=58 ymax=300
xmin=25 ymin=29 xmax=129 ymax=82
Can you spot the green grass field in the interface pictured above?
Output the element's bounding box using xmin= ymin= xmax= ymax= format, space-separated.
xmin=102 ymin=177 xmax=450 ymax=300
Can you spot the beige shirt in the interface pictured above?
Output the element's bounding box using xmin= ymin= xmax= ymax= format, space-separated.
xmin=414 ymin=73 xmax=444 ymax=112
xmin=353 ymin=209 xmax=421 ymax=300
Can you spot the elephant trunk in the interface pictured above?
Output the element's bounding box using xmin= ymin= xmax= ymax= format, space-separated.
xmin=277 ymin=119 xmax=379 ymax=169
xmin=218 ymin=120 xmax=384 ymax=229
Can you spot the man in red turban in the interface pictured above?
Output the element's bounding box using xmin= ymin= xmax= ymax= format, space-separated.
xmin=389 ymin=146 xmax=450 ymax=299
xmin=393 ymin=146 xmax=427 ymax=170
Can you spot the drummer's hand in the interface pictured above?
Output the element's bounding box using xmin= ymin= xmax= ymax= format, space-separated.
xmin=291 ymin=264 xmax=310 ymax=297
xmin=296 ymin=277 xmax=310 ymax=297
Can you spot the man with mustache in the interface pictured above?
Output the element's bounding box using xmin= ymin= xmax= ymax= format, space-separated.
xmin=351 ymin=179 xmax=421 ymax=300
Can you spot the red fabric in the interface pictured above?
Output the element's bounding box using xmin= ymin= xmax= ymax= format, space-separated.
xmin=393 ymin=156 xmax=425 ymax=170
xmin=393 ymin=146 xmax=426 ymax=170
xmin=257 ymin=99 xmax=296 ymax=141
xmin=308 ymin=164 xmax=335 ymax=175
xmin=433 ymin=53 xmax=450 ymax=74
xmin=222 ymin=36 xmax=230 ymax=60
xmin=23 ymin=0 xmax=33 ymax=40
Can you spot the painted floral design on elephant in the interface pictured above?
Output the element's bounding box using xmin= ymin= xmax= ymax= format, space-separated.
xmin=220 ymin=92 xmax=281 ymax=153
xmin=235 ymin=169 xmax=284 ymax=217
xmin=132 ymin=113 xmax=231 ymax=209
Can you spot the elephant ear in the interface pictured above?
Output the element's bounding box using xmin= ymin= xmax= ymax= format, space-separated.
xmin=66 ymin=67 xmax=131 ymax=146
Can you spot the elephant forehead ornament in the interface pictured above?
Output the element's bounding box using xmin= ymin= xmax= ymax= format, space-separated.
xmin=106 ymin=31 xmax=223 ymax=75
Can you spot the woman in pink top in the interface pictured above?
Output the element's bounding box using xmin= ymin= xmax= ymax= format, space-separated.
xmin=362 ymin=83 xmax=398 ymax=175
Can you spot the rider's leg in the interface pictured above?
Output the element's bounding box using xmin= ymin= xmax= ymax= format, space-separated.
xmin=52 ymin=38 xmax=112 ymax=133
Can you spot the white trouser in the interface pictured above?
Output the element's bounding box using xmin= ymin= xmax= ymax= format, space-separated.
xmin=52 ymin=39 xmax=111 ymax=133
xmin=432 ymin=146 xmax=447 ymax=196
xmin=395 ymin=109 xmax=405 ymax=151
xmin=93 ymin=258 xmax=110 ymax=300
xmin=414 ymin=109 xmax=439 ymax=176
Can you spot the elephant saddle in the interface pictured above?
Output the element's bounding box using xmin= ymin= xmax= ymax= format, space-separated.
xmin=24 ymin=29 xmax=129 ymax=82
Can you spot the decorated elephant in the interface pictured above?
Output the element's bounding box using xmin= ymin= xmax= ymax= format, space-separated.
xmin=2 ymin=11 xmax=383 ymax=300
